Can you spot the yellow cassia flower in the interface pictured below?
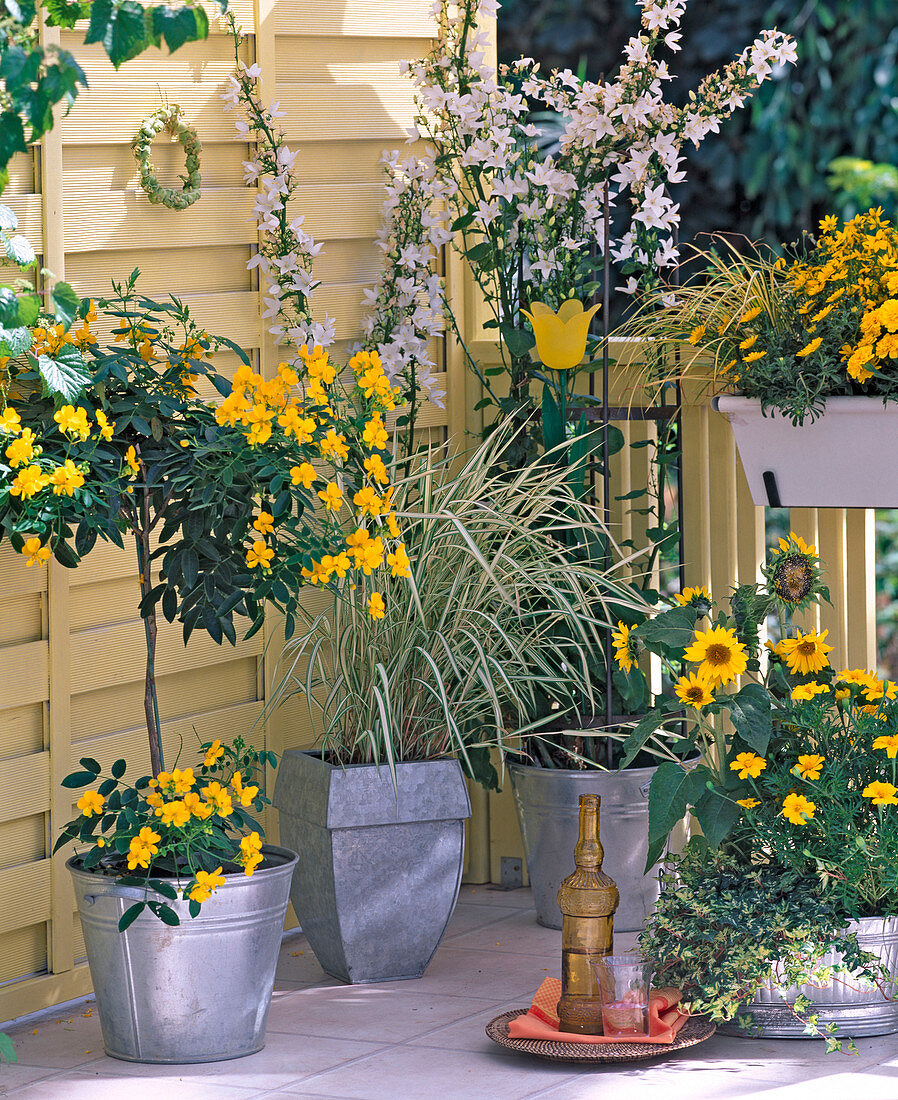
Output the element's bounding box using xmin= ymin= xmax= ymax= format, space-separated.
xmin=253 ymin=511 xmax=275 ymax=535
xmin=0 ymin=405 xmax=21 ymax=434
xmin=873 ymin=734 xmax=898 ymax=759
xmin=782 ymin=792 xmax=816 ymax=825
xmin=204 ymin=739 xmax=224 ymax=766
xmin=367 ymin=591 xmax=385 ymax=620
xmin=77 ymin=790 xmax=105 ymax=817
xmin=683 ymin=625 xmax=747 ymax=686
xmin=187 ymin=866 xmax=226 ymax=903
xmin=729 ymin=752 xmax=767 ymax=780
xmin=521 ymin=299 xmax=601 ymax=372
xmin=674 ymin=671 xmax=715 ymax=709
xmin=156 ymin=800 xmax=191 ymax=827
xmin=246 ymin=540 xmax=274 ymax=571
xmin=21 ymin=536 xmax=51 ymax=567
xmin=863 ymin=780 xmax=898 ymax=806
xmin=291 ymin=463 xmax=316 ymax=489
xmin=387 ymin=543 xmax=411 ymax=578
xmin=795 ymin=754 xmax=824 ymax=780
xmin=318 ymin=483 xmax=343 ymax=511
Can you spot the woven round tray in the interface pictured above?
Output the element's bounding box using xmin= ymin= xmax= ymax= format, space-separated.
xmin=485 ymin=1009 xmax=716 ymax=1064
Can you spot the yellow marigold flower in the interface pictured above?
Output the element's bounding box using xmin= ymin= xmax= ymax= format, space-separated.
xmin=318 ymin=428 xmax=349 ymax=461
xmin=795 ymin=754 xmax=825 ymax=780
xmin=612 ymin=621 xmax=637 ymax=673
xmin=246 ymin=540 xmax=274 ymax=571
xmin=253 ymin=511 xmax=275 ymax=535
xmin=782 ymin=792 xmax=816 ymax=825
xmin=95 ymin=410 xmax=115 ymax=441
xmin=156 ymin=800 xmax=190 ymax=827
xmin=204 ymin=739 xmax=224 ymax=766
xmin=863 ymin=780 xmax=898 ymax=806
xmin=730 ymin=752 xmax=767 ymax=780
xmin=683 ymin=624 xmax=747 ymax=686
xmin=674 ymin=671 xmax=715 ymax=709
xmin=49 ymin=459 xmax=86 ymax=497
xmin=739 ymin=306 xmax=763 ymax=324
xmin=187 ymin=866 xmax=226 ymax=904
xmin=739 ymin=333 xmax=759 ymax=351
xmin=877 ymin=299 xmax=898 ymax=332
xmin=779 ymin=629 xmax=833 ymax=676
xmin=318 ymin=482 xmax=343 ymax=511
xmin=5 ymin=427 xmax=36 ymax=467
xmin=873 ymin=734 xmax=898 ymax=758
xmin=21 ymin=536 xmax=51 ymax=567
xmin=742 ymin=350 xmax=766 ymax=363
xmin=291 ymin=462 xmax=316 ymax=490
xmin=387 ymin=543 xmax=411 ymax=578
xmin=125 ymin=445 xmax=140 ymax=477
xmin=53 ymin=404 xmax=91 ymax=441
xmin=796 ymin=337 xmax=823 ymax=358
xmin=736 ymin=797 xmax=760 ymax=809
xmin=9 ymin=464 xmax=50 ymax=499
xmin=674 ymin=585 xmax=711 ymax=609
xmin=367 ymin=591 xmax=386 ymax=620
xmin=790 ymin=681 xmax=831 ymax=701
xmin=0 ymin=405 xmax=21 ymax=434
xmin=77 ymin=790 xmax=105 ymax=817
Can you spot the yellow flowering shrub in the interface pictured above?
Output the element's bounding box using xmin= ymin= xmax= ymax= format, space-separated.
xmin=55 ymin=736 xmax=277 ymax=929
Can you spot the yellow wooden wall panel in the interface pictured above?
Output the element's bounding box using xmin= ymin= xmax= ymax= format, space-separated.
xmin=0 ymin=814 xmax=46 ymax=873
xmin=65 ymin=246 xmax=255 ymax=295
xmin=0 ymin=641 xmax=49 ymax=709
xmin=0 ymin=545 xmax=46 ymax=599
xmin=0 ymin=861 xmax=51 ymax=936
xmin=0 ymin=703 xmax=44 ymax=760
xmin=0 ymin=925 xmax=47 ymax=987
xmin=0 ymin=593 xmax=42 ymax=647
xmin=0 ymin=753 xmax=49 ymax=826
xmin=274 ymin=0 xmax=437 ymax=36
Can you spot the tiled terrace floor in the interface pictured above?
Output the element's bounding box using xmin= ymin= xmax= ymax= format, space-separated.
xmin=2 ymin=885 xmax=898 ymax=1099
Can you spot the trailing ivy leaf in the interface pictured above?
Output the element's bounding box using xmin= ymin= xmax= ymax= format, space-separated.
xmin=118 ymin=902 xmax=145 ymax=931
xmin=0 ymin=324 xmax=31 ymax=357
xmin=51 ymin=280 xmax=80 ymax=327
xmin=5 ymin=234 xmax=34 ymax=266
xmin=84 ymin=0 xmax=149 ymax=69
xmin=35 ymin=344 xmax=92 ymax=400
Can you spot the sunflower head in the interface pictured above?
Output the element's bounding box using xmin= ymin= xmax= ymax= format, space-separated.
xmin=762 ymin=532 xmax=828 ymax=613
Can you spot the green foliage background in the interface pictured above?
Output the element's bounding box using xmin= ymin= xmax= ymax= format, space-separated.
xmin=499 ymin=0 xmax=898 ymax=248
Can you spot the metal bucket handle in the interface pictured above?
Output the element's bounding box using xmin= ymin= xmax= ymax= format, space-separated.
xmin=83 ymin=885 xmax=152 ymax=906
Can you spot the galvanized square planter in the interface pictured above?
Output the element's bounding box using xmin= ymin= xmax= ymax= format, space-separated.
xmin=273 ymin=750 xmax=471 ymax=984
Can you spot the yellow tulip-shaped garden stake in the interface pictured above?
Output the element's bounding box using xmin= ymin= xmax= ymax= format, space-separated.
xmin=521 ymin=298 xmax=601 ymax=457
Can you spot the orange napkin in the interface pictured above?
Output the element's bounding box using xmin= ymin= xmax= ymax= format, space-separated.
xmin=508 ymin=976 xmax=689 ymax=1045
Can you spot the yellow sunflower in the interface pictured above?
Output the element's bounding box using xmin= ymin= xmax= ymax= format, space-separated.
xmin=778 ymin=628 xmax=833 ymax=675
xmin=683 ymin=625 xmax=748 ymax=686
xmin=674 ymin=671 xmax=715 ymax=709
xmin=612 ymin=621 xmax=636 ymax=673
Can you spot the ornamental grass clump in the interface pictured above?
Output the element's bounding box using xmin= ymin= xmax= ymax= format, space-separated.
xmin=624 ymin=209 xmax=898 ymax=424
xmin=266 ymin=429 xmax=651 ymax=789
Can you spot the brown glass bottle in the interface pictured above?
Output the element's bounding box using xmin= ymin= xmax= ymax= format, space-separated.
xmin=556 ymin=794 xmax=619 ymax=1035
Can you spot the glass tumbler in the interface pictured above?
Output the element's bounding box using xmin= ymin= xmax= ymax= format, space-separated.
xmin=592 ymin=954 xmax=653 ymax=1038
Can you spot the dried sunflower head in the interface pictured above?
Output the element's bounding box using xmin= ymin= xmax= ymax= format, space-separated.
xmin=762 ymin=532 xmax=829 ymax=613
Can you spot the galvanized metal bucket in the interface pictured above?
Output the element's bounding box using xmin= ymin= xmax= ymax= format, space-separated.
xmin=273 ymin=751 xmax=470 ymax=984
xmin=721 ymin=915 xmax=898 ymax=1038
xmin=509 ymin=762 xmax=659 ymax=931
xmin=69 ymin=844 xmax=297 ymax=1063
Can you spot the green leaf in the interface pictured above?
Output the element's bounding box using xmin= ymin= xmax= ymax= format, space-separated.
xmin=0 ymin=324 xmax=32 ymax=357
xmin=723 ymin=682 xmax=773 ymax=756
xmin=61 ymin=770 xmax=97 ymax=788
xmin=0 ymin=286 xmax=17 ymax=325
xmin=541 ymin=384 xmax=564 ymax=452
xmin=635 ymin=605 xmax=697 ymax=656
xmin=148 ymin=878 xmax=177 ymax=900
xmin=645 ymin=761 xmax=692 ymax=871
xmin=0 ymin=111 xmax=27 ymax=171
xmin=0 ymin=204 xmax=17 ymax=230
xmin=501 ymin=324 xmax=535 ymax=359
xmin=16 ymin=292 xmax=40 ymax=326
xmin=692 ymin=785 xmax=742 ymax=849
xmin=151 ymin=3 xmax=208 ymax=52
xmin=150 ymin=902 xmax=180 ymax=926
xmin=79 ymin=756 xmax=101 ymax=774
xmin=51 ymin=281 xmax=80 ymax=327
xmin=118 ymin=901 xmax=145 ymax=931
xmin=44 ymin=0 xmax=90 ymax=25
xmin=0 ymin=1030 xmax=17 ymax=1065
xmin=5 ymin=234 xmax=34 ymax=266
xmin=35 ymin=344 xmax=91 ymax=400
xmin=111 ymin=758 xmax=126 ymax=778
xmin=619 ymin=710 xmax=669 ymax=769
xmin=84 ymin=0 xmax=149 ymax=69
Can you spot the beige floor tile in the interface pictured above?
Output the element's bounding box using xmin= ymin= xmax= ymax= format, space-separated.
xmin=368 ymin=945 xmax=557 ymax=1001
xmin=443 ymin=907 xmax=563 ymax=956
xmin=3 ymin=1071 xmax=263 ymax=1099
xmin=4 ymin=1003 xmax=104 ymax=1069
xmin=286 ymin=1044 xmax=583 ymax=1099
xmin=266 ymin=985 xmax=502 ymax=1044
xmin=0 ymin=1062 xmax=63 ymax=1096
xmin=71 ymin=1030 xmax=387 ymax=1093
xmin=441 ymin=901 xmax=524 ymax=940
xmin=458 ymin=886 xmax=536 ymax=909
xmin=407 ymin=997 xmax=529 ymax=1051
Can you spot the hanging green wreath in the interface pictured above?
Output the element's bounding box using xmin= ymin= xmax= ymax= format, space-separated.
xmin=132 ymin=106 xmax=202 ymax=211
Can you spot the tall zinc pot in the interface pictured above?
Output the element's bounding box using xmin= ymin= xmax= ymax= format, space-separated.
xmin=273 ymin=750 xmax=470 ymax=984
xmin=69 ymin=845 xmax=297 ymax=1063
xmin=721 ymin=915 xmax=898 ymax=1038
xmin=509 ymin=761 xmax=658 ymax=932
